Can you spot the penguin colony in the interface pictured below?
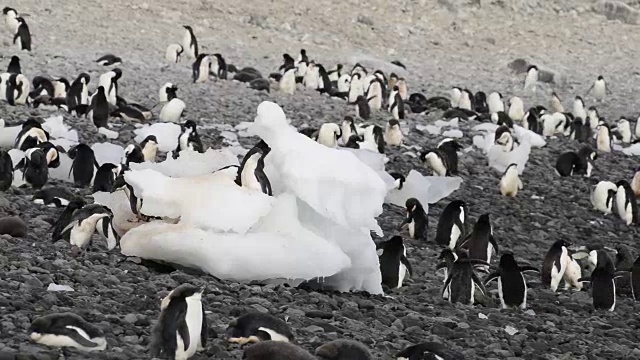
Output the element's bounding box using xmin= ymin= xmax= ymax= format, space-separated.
xmin=0 ymin=5 xmax=639 ymax=360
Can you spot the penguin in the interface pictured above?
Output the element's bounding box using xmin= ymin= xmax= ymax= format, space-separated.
xmin=507 ymin=96 xmax=524 ymax=122
xmin=541 ymin=239 xmax=572 ymax=292
xmin=384 ymin=119 xmax=403 ymax=146
xmin=4 ymin=73 xmax=20 ymax=105
xmin=616 ymin=180 xmax=638 ymax=225
xmin=522 ymin=107 xmax=543 ymax=134
xmin=434 ymin=200 xmax=468 ymax=250
xmin=66 ymin=73 xmax=90 ymax=110
xmin=523 ymin=65 xmax=538 ymax=93
xmin=30 ymin=76 xmax=56 ymax=99
xmin=243 ymin=341 xmax=316 ymax=360
xmin=399 ymin=198 xmax=428 ymax=241
xmin=3 ymin=7 xmax=19 ymax=34
xmin=28 ymin=312 xmax=107 ymax=352
xmin=278 ymin=54 xmax=295 ymax=74
xmin=631 ymin=167 xmax=640 ymax=197
xmin=51 ymin=200 xmax=86 ymax=242
xmin=348 ymin=73 xmax=364 ymax=103
xmin=568 ymin=118 xmax=593 ymax=143
xmin=11 ymin=73 xmax=29 ymax=105
xmin=377 ymin=235 xmax=413 ymax=289
xmin=554 ymin=146 xmax=597 ymax=177
xmin=58 ymin=204 xmax=115 ymax=249
xmin=484 ymin=252 xmax=540 ymax=309
xmin=327 ymin=63 xmax=343 ymax=83
xmin=315 ymin=340 xmax=373 ymax=360
xmin=573 ymin=96 xmax=588 ymax=121
xmin=122 ymin=144 xmax=145 ymax=166
xmin=15 ymin=119 xmax=49 ymax=150
xmin=140 ymin=135 xmax=159 ymax=162
xmin=192 ymin=53 xmax=211 ymax=83
xmin=578 ymin=250 xmax=624 ymax=311
xmin=279 ymin=66 xmax=296 ymax=95
xmin=492 ymin=111 xmax=514 ymax=129
xmin=7 ymin=55 xmax=20 ymax=74
xmin=211 ymin=53 xmax=228 ymax=80
xmin=457 ymin=89 xmax=473 ymax=111
xmin=614 ymin=244 xmax=635 ymax=271
xmin=165 ymin=43 xmax=184 ymax=63
xmin=366 ymin=78 xmax=383 ymax=111
xmin=226 ymin=312 xmax=293 ymax=345
xmin=150 ymin=284 xmax=207 ymax=360
xmin=420 ymin=139 xmax=462 ymax=177
xmin=590 ymin=181 xmax=618 ymax=215
xmin=355 ymin=125 xmax=385 ymax=154
xmin=94 ymin=215 xmax=120 ymax=250
xmin=587 ymin=106 xmax=600 ymax=130
xmin=182 ymin=25 xmax=198 ymax=59
xmin=302 ymin=61 xmax=320 ymax=89
xmin=562 ymin=253 xmax=584 ymax=291
xmin=436 ymin=249 xmax=459 ymax=298
xmin=442 ymin=250 xmax=489 ymax=305
xmin=92 ymin=163 xmax=120 ymax=193
xmin=295 ymin=60 xmax=308 ymax=83
xmin=174 ymin=120 xmax=204 ymax=158
xmin=159 ymin=83 xmax=178 ymax=103
xmin=339 ymin=116 xmax=357 ymax=146
xmin=550 ymin=92 xmax=565 ymax=113
xmin=396 ymin=77 xmax=408 ymax=100
xmin=95 ymin=54 xmax=122 ymax=66
xmin=487 ymin=92 xmax=504 ymax=114
xmin=499 ymin=163 xmax=523 ymax=198
xmin=110 ymin=106 xmax=147 ymax=122
xmin=97 ymin=68 xmax=121 ymax=106
xmin=36 ymin=141 xmax=62 ymax=168
xmin=67 ymin=144 xmax=99 ymax=187
xmin=13 ymin=17 xmax=30 ymax=51
xmin=389 ymin=172 xmax=405 ymax=190
xmin=316 ymin=123 xmax=341 ymax=148
xmin=159 ymin=98 xmax=187 ymax=123
xmin=458 ymin=214 xmax=499 ymax=272
xmin=494 ymin=126 xmax=515 ymax=152
xmin=249 ymin=78 xmax=271 ymax=93
xmin=52 ymin=77 xmax=70 ymax=98
xmin=21 ymin=148 xmax=49 ymax=189
xmin=396 ymin=342 xmax=466 ymax=360
xmin=474 ymin=91 xmax=489 ymax=114
xmin=0 ymin=149 xmax=13 ymax=191
xmin=588 ymin=75 xmax=609 ymax=102
xmin=351 ymin=95 xmax=371 ymax=120
xmin=235 ymin=140 xmax=273 ymax=196
xmin=89 ymin=86 xmax=110 ymax=131
xmin=616 ymin=117 xmax=632 ymax=143
xmin=390 ymin=89 xmax=406 ymax=120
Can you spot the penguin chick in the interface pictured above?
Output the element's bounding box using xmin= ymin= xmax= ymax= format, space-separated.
xmin=499 ymin=163 xmax=522 ymax=197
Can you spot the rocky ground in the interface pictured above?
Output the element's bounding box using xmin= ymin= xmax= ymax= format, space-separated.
xmin=1 ymin=0 xmax=640 ymax=359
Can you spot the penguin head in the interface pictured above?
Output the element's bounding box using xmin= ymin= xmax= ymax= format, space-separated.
xmin=574 ymin=95 xmax=584 ymax=104
xmin=386 ymin=235 xmax=404 ymax=248
xmin=594 ymin=249 xmax=615 ymax=273
xmin=2 ymin=7 xmax=17 ymax=16
xmin=404 ymin=197 xmax=423 ymax=214
xmin=499 ymin=252 xmax=519 ymax=270
xmin=183 ymin=120 xmax=197 ymax=132
xmin=387 ymin=119 xmax=400 ymax=128
xmin=283 ymin=53 xmax=294 ymax=63
xmin=16 ymin=16 xmax=25 ymax=25
xmin=551 ymin=92 xmax=560 ymax=100
xmin=597 ymin=75 xmax=604 ymax=81
xmin=527 ymin=65 xmax=538 ymax=72
xmin=78 ymin=73 xmax=91 ymax=84
xmin=437 ymin=248 xmax=457 ymax=264
xmin=27 ymin=315 xmax=52 ymax=335
xmin=96 ymin=86 xmax=105 ymax=94
xmin=141 ymin=135 xmax=158 ymax=146
xmin=111 ymin=68 xmax=123 ymax=80
xmin=183 ymin=25 xmax=193 ymax=31
xmin=474 ymin=91 xmax=487 ymax=103
xmin=300 ymin=49 xmax=306 ymax=57
xmin=616 ymin=179 xmax=630 ymax=189
xmin=553 ymin=239 xmax=571 ymax=250
xmin=9 ymin=55 xmax=19 ymax=65
xmin=213 ymin=53 xmax=224 ymax=61
xmin=437 ymin=138 xmax=462 ymax=152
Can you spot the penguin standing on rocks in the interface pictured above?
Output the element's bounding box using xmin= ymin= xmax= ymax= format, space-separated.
xmin=591 ymin=181 xmax=618 ymax=215
xmin=7 ymin=55 xmax=20 ymax=74
xmin=573 ymin=96 xmax=588 ymax=122
xmin=616 ymin=180 xmax=638 ymax=225
xmin=384 ymin=119 xmax=403 ymax=146
xmin=377 ymin=235 xmax=412 ymax=289
xmin=28 ymin=312 xmax=107 ymax=352
xmin=434 ymin=200 xmax=468 ymax=250
xmin=500 ymin=163 xmax=522 ymax=197
xmin=67 ymin=144 xmax=99 ymax=187
xmin=95 ymin=54 xmax=122 ymax=67
xmin=51 ymin=200 xmax=86 ymax=242
xmin=150 ymin=284 xmax=207 ymax=360
xmin=390 ymin=87 xmax=406 ymax=120
xmin=420 ymin=139 xmax=462 ymax=177
xmin=21 ymin=148 xmax=49 ymax=189
xmin=182 ymin=25 xmax=198 ymax=59
xmin=192 ymin=53 xmax=211 ymax=83
xmin=458 ymin=213 xmax=499 ymax=272
xmin=98 ymin=68 xmax=122 ymax=106
xmin=484 ymin=252 xmax=540 ymax=309
xmin=616 ymin=117 xmax=632 ymax=143
xmin=173 ymin=120 xmax=204 ymax=159
xmin=366 ymin=78 xmax=383 ymax=110
xmin=399 ymin=198 xmax=428 ymax=241
xmin=442 ymin=250 xmax=489 ymax=305
xmin=166 ymin=43 xmax=184 ymax=63
xmin=554 ymin=146 xmax=597 ymax=177
xmin=140 ymin=135 xmax=159 ymax=162
xmin=587 ymin=75 xmax=610 ymax=102
xmin=235 ymin=140 xmax=273 ymax=196
xmin=541 ymin=239 xmax=572 ymax=292
xmin=0 ymin=149 xmax=13 ymax=191
xmin=315 ymin=340 xmax=373 ymax=360
xmin=579 ymin=250 xmax=625 ymax=311
xmin=89 ymin=86 xmax=110 ymax=132
xmin=353 ymin=95 xmax=371 ymax=120
xmin=66 ymin=73 xmax=90 ymax=110
xmin=348 ymin=73 xmax=364 ymax=103
xmin=507 ymin=96 xmax=524 ymax=122
xmin=457 ymin=89 xmax=473 ymax=111
xmin=397 ymin=342 xmax=465 ymax=360
xmin=226 ymin=312 xmax=293 ymax=344
xmin=212 ymin=53 xmax=228 ymax=79
xmin=279 ymin=66 xmax=297 ymax=95
xmin=14 ymin=17 xmax=31 ymax=51
xmin=523 ymin=65 xmax=538 ymax=93
xmin=58 ymin=204 xmax=117 ymax=250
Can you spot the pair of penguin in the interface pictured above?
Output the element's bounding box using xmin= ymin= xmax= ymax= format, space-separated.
xmin=590 ymin=179 xmax=639 ymax=225
xmin=555 ymin=146 xmax=597 ymax=177
xmin=3 ymin=7 xmax=30 ymax=51
xmin=420 ymin=138 xmax=463 ymax=177
xmin=0 ymin=71 xmax=30 ymax=105
xmin=192 ymin=53 xmax=228 ymax=83
xmin=52 ymin=202 xmax=120 ymax=251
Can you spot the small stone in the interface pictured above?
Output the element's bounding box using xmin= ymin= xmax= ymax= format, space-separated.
xmin=524 ymin=309 xmax=536 ymax=316
xmin=123 ymin=314 xmax=138 ymax=325
xmin=356 ymin=15 xmax=374 ymax=26
xmin=23 ymin=276 xmax=43 ymax=289
xmin=303 ymin=325 xmax=324 ymax=333
xmin=458 ymin=322 xmax=470 ymax=329
xmin=478 ymin=313 xmax=488 ymax=319
xmin=505 ymin=325 xmax=519 ymax=336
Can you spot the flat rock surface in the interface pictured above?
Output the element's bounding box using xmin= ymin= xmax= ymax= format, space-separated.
xmin=1 ymin=1 xmax=640 ymax=359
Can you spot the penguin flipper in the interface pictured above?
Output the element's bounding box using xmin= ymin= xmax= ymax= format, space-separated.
xmin=60 ymin=326 xmax=99 ymax=348
xmin=484 ymin=271 xmax=500 ymax=286
xmin=12 ymin=32 xmax=18 ymax=45
xmin=519 ymin=266 xmax=540 ymax=274
xmin=397 ymin=217 xmax=410 ymax=231
xmin=441 ymin=273 xmax=453 ymax=298
xmin=435 ymin=262 xmax=448 ymax=272
xmin=489 ymin=235 xmax=500 ymax=255
xmin=177 ymin=318 xmax=191 ymax=352
xmin=60 ymin=220 xmax=79 ymax=236
xmin=577 ymin=277 xmax=592 ymax=283
xmin=400 ymin=255 xmax=413 ymax=277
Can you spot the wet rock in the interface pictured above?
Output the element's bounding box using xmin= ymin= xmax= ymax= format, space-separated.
xmin=0 ymin=217 xmax=27 ymax=237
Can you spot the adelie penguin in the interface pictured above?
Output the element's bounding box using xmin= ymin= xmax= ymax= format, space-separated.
xmin=51 ymin=199 xmax=86 ymax=242
xmin=442 ymin=250 xmax=489 ymax=305
xmin=150 ymin=284 xmax=207 ymax=360
xmin=66 ymin=73 xmax=90 ymax=110
xmin=3 ymin=7 xmax=19 ymax=33
xmin=89 ymin=86 xmax=111 ymax=132
xmin=500 ymin=163 xmax=522 ymax=197
xmin=182 ymin=25 xmax=198 ymax=59
xmin=578 ymin=250 xmax=626 ymax=311
xmin=587 ymin=75 xmax=610 ymax=102
xmin=555 ymin=146 xmax=597 ymax=177
xmin=487 ymin=92 xmax=504 ymax=114
xmin=235 ymin=140 xmax=273 ymax=196
xmin=384 ymin=119 xmax=403 ymax=146
xmin=596 ymin=122 xmax=612 ymax=152
xmin=67 ymin=143 xmax=99 ymax=187
xmin=590 ymin=180 xmax=617 ymax=215
xmin=435 ymin=200 xmax=468 ymax=250
xmin=140 ymin=135 xmax=159 ymax=162
xmin=58 ymin=204 xmax=119 ymax=250
xmin=541 ymin=239 xmax=572 ymax=292
xmin=211 ymin=53 xmax=228 ymax=79
xmin=315 ymin=340 xmax=373 ymax=360
xmin=396 ymin=342 xmax=466 ymax=360
xmin=166 ymin=43 xmax=184 ymax=63
xmin=34 ymin=188 xmax=77 ymax=207
xmin=93 ymin=163 xmax=120 ymax=193
xmin=458 ymin=213 xmax=499 ymax=272
xmin=174 ymin=120 xmax=204 ymax=159
xmin=98 ymin=68 xmax=122 ymax=106
xmin=389 ymin=172 xmax=405 ymax=190
xmin=631 ymin=166 xmax=640 ymax=197
xmin=15 ymin=118 xmax=49 ymax=150
xmin=389 ymin=86 xmax=406 ymax=120
xmin=243 ymin=341 xmax=316 ymax=360
xmin=399 ymin=198 xmax=428 ymax=241
xmin=192 ymin=53 xmax=211 ymax=83
xmin=485 ymin=252 xmax=540 ymax=309
xmin=21 ymin=148 xmax=49 ymax=189
xmin=122 ymin=144 xmax=145 ymax=167
xmin=226 ymin=312 xmax=293 ymax=345
xmin=28 ymin=312 xmax=107 ymax=352
xmin=523 ymin=65 xmax=538 ymax=93
xmin=13 ymin=17 xmax=30 ymax=51
xmin=352 ymin=95 xmax=371 ymax=120
xmin=616 ymin=179 xmax=638 ymax=225
xmin=377 ymin=235 xmax=413 ymax=290
xmin=6 ymin=55 xmax=20 ymax=74
xmin=420 ymin=138 xmax=462 ymax=177
xmin=95 ymin=54 xmax=122 ymax=67
xmin=494 ymin=126 xmax=515 ymax=152
xmin=550 ymin=92 xmax=564 ymax=113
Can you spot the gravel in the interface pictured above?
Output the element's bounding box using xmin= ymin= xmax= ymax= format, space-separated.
xmin=1 ymin=1 xmax=640 ymax=359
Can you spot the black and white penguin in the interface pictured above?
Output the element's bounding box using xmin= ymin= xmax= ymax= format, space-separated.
xmin=7 ymin=55 xmax=20 ymax=74
xmin=110 ymin=106 xmax=147 ymax=122
xmin=384 ymin=119 xmax=403 ymax=146
xmin=442 ymin=250 xmax=488 ymax=305
xmin=89 ymin=86 xmax=110 ymax=130
xmin=15 ymin=118 xmax=49 ymax=150
xmin=554 ymin=146 xmax=597 ymax=177
xmin=95 ymin=54 xmax=122 ymax=66
xmin=550 ymin=92 xmax=564 ymax=113
xmin=278 ymin=53 xmax=296 ymax=73
xmin=226 ymin=312 xmax=293 ymax=345
xmin=140 ymin=135 xmax=159 ymax=162
xmin=436 ymin=249 xmax=459 ymax=298
xmin=52 ymin=77 xmax=70 ymax=98
xmin=615 ymin=180 xmax=638 ymax=225
xmin=389 ymin=172 xmax=405 ymax=190
xmin=150 ymin=284 xmax=207 ymax=359
xmin=399 ymin=198 xmax=428 ymax=241
xmin=365 ymin=78 xmax=383 ymax=110
xmin=541 ymin=239 xmax=572 ymax=292
xmin=458 ymin=213 xmax=499 ymax=272
xmin=631 ymin=256 xmax=640 ymax=301
xmin=499 ymin=163 xmax=522 ymax=197
xmin=93 ymin=163 xmax=120 ymax=193
xmin=348 ymin=73 xmax=364 ymax=103
xmin=66 ymin=73 xmax=90 ymax=110
xmin=33 ymin=142 xmax=62 ymax=169
xmin=3 ymin=7 xmax=19 ymax=33
xmin=420 ymin=138 xmax=463 ymax=176
xmin=174 ymin=120 xmax=204 ymax=158
xmin=98 ymin=68 xmax=122 ymax=106
xmin=182 ymin=25 xmax=199 ymax=59
xmin=51 ymin=200 xmax=86 ymax=242
xmin=494 ymin=126 xmax=515 ymax=152
xmin=0 ymin=149 xmax=13 ymax=191
xmin=30 ymin=76 xmax=56 ymax=100
xmin=279 ymin=66 xmax=296 ymax=95
xmin=578 ymin=250 xmax=624 ymax=311
xmin=590 ymin=181 xmax=618 ymax=215
xmin=315 ymin=340 xmax=373 ymax=360
xmin=165 ymin=43 xmax=184 ymax=63
xmin=244 ymin=341 xmax=316 ymax=360
xmin=485 ymin=252 xmax=540 ymax=309
xmin=94 ymin=215 xmax=120 ymax=250
xmin=159 ymin=82 xmax=178 ymax=103
xmin=487 ymin=92 xmax=504 ymax=114
xmin=390 ymin=87 xmax=406 ymax=120
xmin=28 ymin=312 xmax=107 ymax=351
xmin=396 ymin=342 xmax=466 ymax=360
xmin=235 ymin=140 xmax=273 ymax=196
xmin=249 ymin=78 xmax=271 ymax=93
xmin=615 ymin=117 xmax=632 ymax=143
xmin=13 ymin=17 xmax=30 ymax=51
xmin=353 ymin=95 xmax=371 ymax=120
xmin=435 ymin=200 xmax=468 ymax=250
xmin=614 ymin=245 xmax=635 ymax=272
xmin=377 ymin=235 xmax=412 ymax=289
xmin=67 ymin=143 xmax=99 ymax=187
xmin=523 ymin=65 xmax=538 ymax=93
xmin=192 ymin=53 xmax=211 ymax=83
xmin=58 ymin=204 xmax=116 ymax=250
xmin=491 ymin=111 xmax=514 ymax=129
xmin=573 ymin=96 xmax=588 ymax=121
xmin=21 ymin=148 xmax=49 ymax=189
xmin=588 ymin=75 xmax=609 ymax=102
xmin=159 ymin=97 xmax=187 ymax=123
xmin=339 ymin=116 xmax=357 ymax=146
xmin=596 ymin=122 xmax=612 ymax=153
xmin=457 ymin=89 xmax=474 ymax=111
xmin=474 ymin=91 xmax=489 ymax=114
xmin=212 ymin=53 xmax=228 ymax=79
xmin=507 ymin=96 xmax=524 ymax=122
xmin=568 ymin=117 xmax=593 ymax=143
xmin=122 ymin=144 xmax=145 ymax=166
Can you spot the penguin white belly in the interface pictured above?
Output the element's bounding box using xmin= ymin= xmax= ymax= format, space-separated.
xmin=624 ymin=203 xmax=633 ymax=225
xmin=159 ymin=99 xmax=186 ymax=123
xmin=182 ymin=32 xmax=194 ymax=58
xmin=562 ymin=258 xmax=582 ymax=290
xmin=486 ymin=243 xmax=493 ymax=265
xmin=427 ymin=154 xmax=447 ymax=177
xmin=550 ymin=253 xmax=568 ymax=292
xmin=585 ymin=161 xmax=593 ymax=178
xmin=498 ymin=277 xmax=506 ymax=309
xmin=524 ymin=72 xmax=537 ymax=92
xmin=240 ymin=158 xmax=262 ymax=192
xmin=520 ymin=274 xmax=528 ymax=309
xmin=610 ymin=281 xmax=616 ymax=312
xmin=591 ymin=187 xmax=610 ymax=214
xmin=80 ymin=85 xmax=89 ymax=105
xmin=176 ymin=298 xmax=203 ymax=360
xmin=30 ymin=326 xmax=107 ymax=352
xmin=449 ymin=225 xmax=460 ymax=249
xmin=348 ymin=80 xmax=363 ymax=103
xmin=458 ymin=96 xmax=471 ymax=111
xmin=279 ymin=72 xmax=296 ymax=95
xmin=142 ymin=145 xmax=158 ymax=162
xmin=469 ymin=279 xmax=475 ymax=305
xmin=70 ymin=214 xmax=107 ymax=248
xmin=408 ymin=220 xmax=415 ymax=239
xmin=593 ymin=82 xmax=606 ymax=101
xmin=398 ymin=263 xmax=407 ymax=288
xmin=385 ymin=129 xmax=403 ymax=146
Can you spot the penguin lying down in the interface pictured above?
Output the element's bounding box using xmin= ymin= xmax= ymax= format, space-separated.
xmin=29 ymin=312 xmax=107 ymax=352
